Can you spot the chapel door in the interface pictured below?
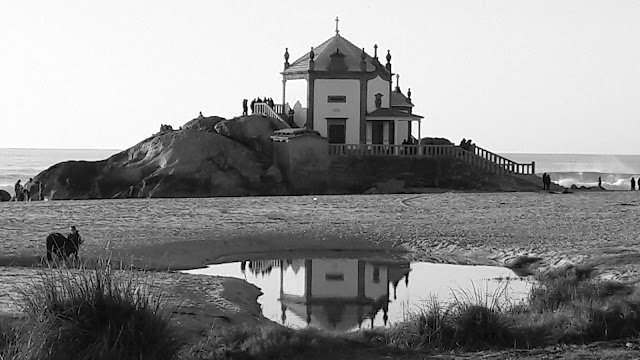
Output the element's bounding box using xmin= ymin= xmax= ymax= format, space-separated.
xmin=371 ymin=122 xmax=384 ymax=144
xmin=327 ymin=119 xmax=346 ymax=144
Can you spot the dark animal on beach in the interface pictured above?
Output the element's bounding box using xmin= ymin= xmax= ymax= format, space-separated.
xmin=46 ymin=232 xmax=83 ymax=261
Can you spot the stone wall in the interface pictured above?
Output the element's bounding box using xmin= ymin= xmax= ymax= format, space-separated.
xmin=327 ymin=155 xmax=536 ymax=193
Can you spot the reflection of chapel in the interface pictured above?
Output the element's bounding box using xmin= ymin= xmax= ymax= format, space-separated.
xmin=280 ymin=18 xmax=424 ymax=145
xmin=278 ymin=258 xmax=411 ymax=332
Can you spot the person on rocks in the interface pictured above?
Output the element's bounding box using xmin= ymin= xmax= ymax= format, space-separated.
xmin=250 ymin=99 xmax=256 ymax=114
xmin=287 ymin=108 xmax=295 ymax=126
xmin=631 ymin=177 xmax=636 ymax=191
xmin=242 ymin=99 xmax=248 ymax=116
xmin=542 ymin=173 xmax=548 ymax=190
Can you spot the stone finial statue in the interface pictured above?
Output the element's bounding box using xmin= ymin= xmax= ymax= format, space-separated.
xmin=407 ymin=88 xmax=412 ymax=100
xmin=284 ymin=48 xmax=290 ymax=69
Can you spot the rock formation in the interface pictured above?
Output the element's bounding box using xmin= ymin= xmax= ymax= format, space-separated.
xmin=0 ymin=190 xmax=11 ymax=202
xmin=35 ymin=115 xmax=288 ymax=199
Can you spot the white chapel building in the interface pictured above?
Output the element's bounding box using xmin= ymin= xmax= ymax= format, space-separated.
xmin=280 ymin=19 xmax=424 ymax=145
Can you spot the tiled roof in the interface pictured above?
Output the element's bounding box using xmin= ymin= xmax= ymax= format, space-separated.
xmin=367 ymin=108 xmax=423 ymax=119
xmin=391 ymin=90 xmax=414 ymax=108
xmin=282 ymin=34 xmax=379 ymax=75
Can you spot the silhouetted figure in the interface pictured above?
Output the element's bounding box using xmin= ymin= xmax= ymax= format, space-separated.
xmin=287 ymin=108 xmax=295 ymax=126
xmin=250 ymin=99 xmax=256 ymax=114
xmin=38 ymin=180 xmax=44 ymax=200
xmin=14 ymin=180 xmax=22 ymax=201
xmin=542 ymin=173 xmax=548 ymax=190
xmin=199 ymin=111 xmax=203 ymax=118
xmin=460 ymin=138 xmax=467 ymax=150
xmin=631 ymin=177 xmax=636 ymax=191
xmin=598 ymin=177 xmax=604 ymax=190
xmin=242 ymin=99 xmax=248 ymax=116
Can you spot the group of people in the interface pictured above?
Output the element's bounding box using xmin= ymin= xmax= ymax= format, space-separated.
xmin=541 ymin=173 xmax=553 ymax=190
xmin=459 ymin=138 xmax=475 ymax=152
xmin=14 ymin=178 xmax=43 ymax=201
xmin=246 ymin=97 xmax=276 ymax=116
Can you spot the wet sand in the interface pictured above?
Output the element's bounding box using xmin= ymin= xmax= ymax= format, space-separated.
xmin=1 ymin=192 xmax=640 ymax=339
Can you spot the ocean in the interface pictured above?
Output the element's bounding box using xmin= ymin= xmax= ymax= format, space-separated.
xmin=1 ymin=148 xmax=639 ymax=197
xmin=0 ymin=148 xmax=121 ymax=197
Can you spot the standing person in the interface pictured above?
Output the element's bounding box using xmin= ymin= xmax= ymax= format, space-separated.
xmin=598 ymin=177 xmax=604 ymax=190
xmin=542 ymin=173 xmax=547 ymax=190
xmin=250 ymin=99 xmax=256 ymax=114
xmin=14 ymin=180 xmax=22 ymax=201
xmin=23 ymin=178 xmax=33 ymax=201
xmin=287 ymin=108 xmax=295 ymax=126
xmin=38 ymin=180 xmax=44 ymax=200
xmin=242 ymin=99 xmax=248 ymax=116
xmin=631 ymin=177 xmax=636 ymax=191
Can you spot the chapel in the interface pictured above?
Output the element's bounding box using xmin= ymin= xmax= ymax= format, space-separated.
xmin=280 ymin=18 xmax=424 ymax=145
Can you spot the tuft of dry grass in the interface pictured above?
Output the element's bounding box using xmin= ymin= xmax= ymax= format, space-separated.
xmin=0 ymin=258 xmax=179 ymax=360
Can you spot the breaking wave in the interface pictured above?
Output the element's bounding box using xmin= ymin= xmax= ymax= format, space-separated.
xmin=549 ymin=172 xmax=640 ymax=190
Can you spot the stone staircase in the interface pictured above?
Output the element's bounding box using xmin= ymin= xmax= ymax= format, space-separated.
xmin=253 ymin=102 xmax=291 ymax=128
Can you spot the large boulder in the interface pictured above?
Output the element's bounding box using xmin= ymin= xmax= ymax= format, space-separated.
xmin=0 ymin=190 xmax=10 ymax=202
xmin=214 ymin=115 xmax=288 ymax=157
xmin=182 ymin=116 xmax=226 ymax=132
xmin=35 ymin=129 xmax=286 ymax=200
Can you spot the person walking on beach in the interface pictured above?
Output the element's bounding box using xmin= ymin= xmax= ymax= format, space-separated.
xmin=598 ymin=177 xmax=604 ymax=190
xmin=631 ymin=177 xmax=636 ymax=191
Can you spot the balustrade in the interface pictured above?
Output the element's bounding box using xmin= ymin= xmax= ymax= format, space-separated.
xmin=327 ymin=143 xmax=536 ymax=175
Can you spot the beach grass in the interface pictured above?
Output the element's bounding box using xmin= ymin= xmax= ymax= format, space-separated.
xmin=0 ymin=259 xmax=179 ymax=360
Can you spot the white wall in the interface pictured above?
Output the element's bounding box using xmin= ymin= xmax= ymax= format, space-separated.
xmin=366 ymin=76 xmax=390 ymax=112
xmin=396 ymin=120 xmax=409 ymax=144
xmin=364 ymin=264 xmax=388 ymax=300
xmin=310 ymin=259 xmax=359 ymax=298
xmin=313 ymin=79 xmax=361 ymax=143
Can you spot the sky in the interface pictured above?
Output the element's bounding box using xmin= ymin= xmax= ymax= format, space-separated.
xmin=1 ymin=0 xmax=639 ymax=154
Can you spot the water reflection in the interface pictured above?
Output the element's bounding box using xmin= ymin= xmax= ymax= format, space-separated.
xmin=185 ymin=255 xmax=530 ymax=333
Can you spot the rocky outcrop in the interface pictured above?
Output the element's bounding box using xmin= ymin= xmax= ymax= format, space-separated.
xmin=214 ymin=115 xmax=288 ymax=158
xmin=36 ymin=116 xmax=287 ymax=200
xmin=34 ymin=114 xmax=545 ymax=199
xmin=0 ymin=190 xmax=10 ymax=202
xmin=182 ymin=116 xmax=225 ymax=132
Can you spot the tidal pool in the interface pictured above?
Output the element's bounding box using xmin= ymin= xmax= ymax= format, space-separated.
xmin=184 ymin=254 xmax=532 ymax=332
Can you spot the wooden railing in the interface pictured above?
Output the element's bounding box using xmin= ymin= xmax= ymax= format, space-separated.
xmin=327 ymin=144 xmax=536 ymax=175
xmin=254 ymin=103 xmax=290 ymax=128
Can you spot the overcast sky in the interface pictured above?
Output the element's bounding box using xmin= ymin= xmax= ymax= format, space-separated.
xmin=1 ymin=0 xmax=639 ymax=154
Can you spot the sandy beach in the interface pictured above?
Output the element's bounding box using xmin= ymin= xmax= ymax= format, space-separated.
xmin=2 ymin=191 xmax=640 ymax=348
